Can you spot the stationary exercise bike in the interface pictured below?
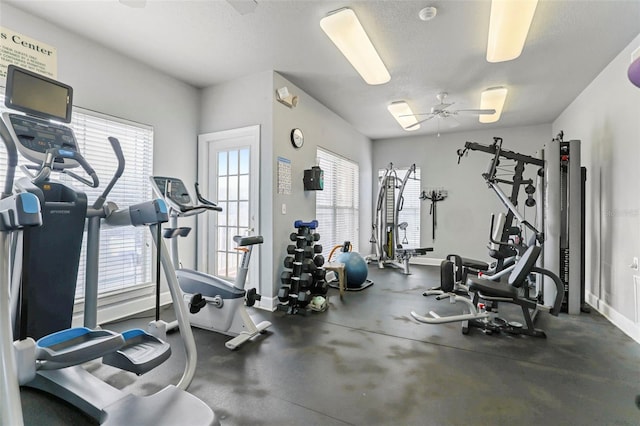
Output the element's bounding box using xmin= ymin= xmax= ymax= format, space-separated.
xmin=150 ymin=176 xmax=271 ymax=350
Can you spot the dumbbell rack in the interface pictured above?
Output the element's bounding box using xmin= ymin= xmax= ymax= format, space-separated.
xmin=277 ymin=220 xmax=327 ymax=315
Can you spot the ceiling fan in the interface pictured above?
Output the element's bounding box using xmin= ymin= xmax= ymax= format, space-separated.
xmin=402 ymin=92 xmax=495 ymax=131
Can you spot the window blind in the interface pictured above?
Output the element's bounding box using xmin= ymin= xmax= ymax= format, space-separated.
xmin=316 ymin=148 xmax=359 ymax=260
xmin=0 ymin=89 xmax=154 ymax=300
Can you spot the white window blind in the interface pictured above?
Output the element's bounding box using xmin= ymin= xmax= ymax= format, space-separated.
xmin=378 ymin=167 xmax=421 ymax=248
xmin=316 ymin=148 xmax=359 ymax=260
xmin=70 ymin=109 xmax=154 ymax=298
xmin=0 ymin=89 xmax=154 ymax=300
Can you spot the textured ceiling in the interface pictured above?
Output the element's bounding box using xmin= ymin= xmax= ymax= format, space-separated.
xmin=4 ymin=0 xmax=640 ymax=140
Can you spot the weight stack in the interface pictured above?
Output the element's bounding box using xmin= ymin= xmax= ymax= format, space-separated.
xmin=277 ymin=220 xmax=327 ymax=315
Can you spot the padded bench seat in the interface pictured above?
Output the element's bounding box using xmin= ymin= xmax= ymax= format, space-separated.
xmin=466 ymin=275 xmax=518 ymax=299
xmin=396 ymin=247 xmax=434 ymax=256
xmin=460 ymin=258 xmax=490 ymax=271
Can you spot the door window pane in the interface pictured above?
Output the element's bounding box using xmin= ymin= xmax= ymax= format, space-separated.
xmin=239 ymin=148 xmax=250 ymax=174
xmin=218 ymin=151 xmax=228 ymax=175
xmin=218 ymin=176 xmax=228 ymax=201
xmin=228 ymin=150 xmax=239 ymax=175
xmin=239 ymin=175 xmax=249 ymax=200
xmin=228 ymin=176 xmax=239 ymax=201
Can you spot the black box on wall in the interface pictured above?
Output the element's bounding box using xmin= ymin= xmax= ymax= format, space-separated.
xmin=303 ymin=166 xmax=324 ymax=190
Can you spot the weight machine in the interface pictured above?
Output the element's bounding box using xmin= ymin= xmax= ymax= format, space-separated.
xmin=412 ymin=137 xmax=565 ymax=337
xmin=540 ymin=132 xmax=588 ymax=314
xmin=368 ymin=163 xmax=433 ymax=274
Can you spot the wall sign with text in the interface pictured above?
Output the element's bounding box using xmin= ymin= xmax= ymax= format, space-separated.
xmin=1 ymin=27 xmax=57 ymax=80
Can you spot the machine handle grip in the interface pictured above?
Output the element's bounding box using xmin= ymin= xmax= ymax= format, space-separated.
xmin=52 ymin=147 xmax=99 ymax=188
xmin=107 ymin=137 xmax=126 ymax=176
xmin=194 ymin=182 xmax=222 ymax=210
xmin=92 ymin=137 xmax=126 ymax=209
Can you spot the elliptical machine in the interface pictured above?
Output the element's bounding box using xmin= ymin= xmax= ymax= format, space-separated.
xmin=2 ymin=65 xmax=217 ymax=425
xmin=150 ymin=176 xmax=271 ymax=350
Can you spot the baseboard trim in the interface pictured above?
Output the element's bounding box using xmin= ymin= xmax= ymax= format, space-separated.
xmin=257 ymin=295 xmax=277 ymax=312
xmin=586 ymin=291 xmax=640 ymax=344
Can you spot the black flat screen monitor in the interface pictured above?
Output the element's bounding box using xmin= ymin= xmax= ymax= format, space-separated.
xmin=4 ymin=65 xmax=73 ymax=123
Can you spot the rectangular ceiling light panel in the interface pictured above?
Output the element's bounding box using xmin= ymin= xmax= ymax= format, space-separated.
xmin=388 ymin=101 xmax=420 ymax=131
xmin=320 ymin=8 xmax=391 ymax=85
xmin=486 ymin=0 xmax=538 ymax=63
xmin=479 ymin=87 xmax=508 ymax=123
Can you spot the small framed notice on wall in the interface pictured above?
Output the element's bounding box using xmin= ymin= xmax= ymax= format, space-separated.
xmin=277 ymin=156 xmax=292 ymax=195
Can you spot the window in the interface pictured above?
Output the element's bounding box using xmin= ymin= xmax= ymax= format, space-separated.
xmin=0 ymin=89 xmax=154 ymax=300
xmin=377 ymin=166 xmax=421 ymax=248
xmin=316 ymin=148 xmax=359 ymax=260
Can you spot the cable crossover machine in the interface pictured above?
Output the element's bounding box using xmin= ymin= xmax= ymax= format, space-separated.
xmin=367 ymin=163 xmax=433 ymax=274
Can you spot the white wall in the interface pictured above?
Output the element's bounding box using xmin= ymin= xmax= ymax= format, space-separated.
xmin=1 ymin=4 xmax=200 ymax=179
xmin=199 ymin=71 xmax=372 ymax=307
xmin=272 ymin=72 xmax=373 ymax=305
xmin=373 ymin=124 xmax=551 ymax=261
xmin=553 ymin=32 xmax=640 ymax=342
xmin=198 ymin=70 xmax=274 ymax=305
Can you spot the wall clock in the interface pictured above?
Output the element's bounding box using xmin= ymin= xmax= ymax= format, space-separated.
xmin=290 ymin=128 xmax=304 ymax=148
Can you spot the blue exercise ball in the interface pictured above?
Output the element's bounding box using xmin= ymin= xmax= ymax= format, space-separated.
xmin=336 ymin=251 xmax=368 ymax=288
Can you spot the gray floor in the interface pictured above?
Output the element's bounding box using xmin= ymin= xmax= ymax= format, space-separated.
xmin=21 ymin=264 xmax=640 ymax=425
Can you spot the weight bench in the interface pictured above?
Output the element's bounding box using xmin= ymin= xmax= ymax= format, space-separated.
xmin=411 ymin=245 xmax=564 ymax=338
xmin=395 ymin=246 xmax=434 ymax=274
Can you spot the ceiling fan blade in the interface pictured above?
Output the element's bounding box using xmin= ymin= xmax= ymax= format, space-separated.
xmin=405 ymin=115 xmax=435 ymax=130
xmin=455 ymin=108 xmax=496 ymax=115
xmin=399 ymin=112 xmax=431 ymax=117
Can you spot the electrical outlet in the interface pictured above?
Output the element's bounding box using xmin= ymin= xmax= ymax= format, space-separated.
xmin=281 ymin=203 xmax=286 ymax=215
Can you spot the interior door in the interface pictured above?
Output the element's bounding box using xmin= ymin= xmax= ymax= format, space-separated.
xmin=197 ymin=125 xmax=260 ymax=288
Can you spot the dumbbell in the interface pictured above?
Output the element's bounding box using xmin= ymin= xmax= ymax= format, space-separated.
xmin=297 ymin=290 xmax=311 ymax=306
xmin=314 ymin=269 xmax=327 ymax=280
xmin=292 ymin=263 xmax=303 ymax=276
xmin=302 ymin=259 xmax=317 ymax=273
xmin=314 ymin=244 xmax=323 ymax=253
xmin=302 ymin=246 xmax=315 ymax=258
xmin=281 ymin=271 xmax=292 ymax=285
xmin=277 ymin=286 xmax=290 ymax=302
xmin=313 ymin=255 xmax=325 ymax=267
xmin=313 ymin=280 xmax=328 ymax=296
xmin=289 ymin=232 xmax=299 ymax=242
xmin=313 ymin=233 xmax=321 ymax=241
xmin=284 ymin=256 xmax=295 ymax=269
xmin=298 ymin=272 xmax=312 ymax=288
xmin=287 ymin=244 xmax=297 ymax=255
xmin=298 ymin=227 xmax=310 ymax=237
